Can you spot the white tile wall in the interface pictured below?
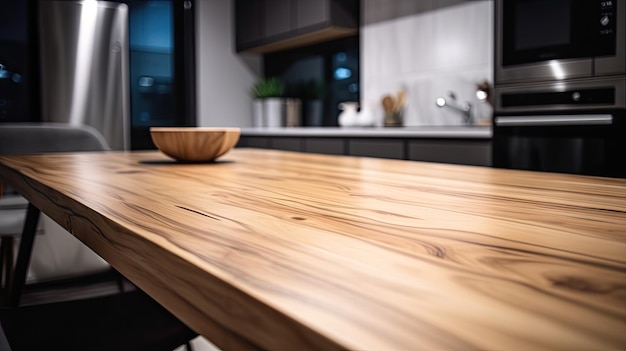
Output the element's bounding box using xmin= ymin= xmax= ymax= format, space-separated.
xmin=361 ymin=1 xmax=494 ymax=126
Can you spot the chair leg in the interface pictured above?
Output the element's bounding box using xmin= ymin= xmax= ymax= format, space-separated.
xmin=0 ymin=236 xmax=14 ymax=305
xmin=0 ymin=237 xmax=8 ymax=302
xmin=7 ymin=203 xmax=40 ymax=307
xmin=0 ymin=237 xmax=7 ymax=285
xmin=112 ymin=268 xmax=127 ymax=293
xmin=5 ymin=237 xmax=13 ymax=290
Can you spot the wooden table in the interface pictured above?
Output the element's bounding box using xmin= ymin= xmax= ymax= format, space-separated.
xmin=0 ymin=149 xmax=624 ymax=350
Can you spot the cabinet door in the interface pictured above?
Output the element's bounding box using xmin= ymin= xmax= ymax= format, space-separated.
xmin=408 ymin=140 xmax=492 ymax=166
xmin=271 ymin=137 xmax=303 ymax=151
xmin=235 ymin=0 xmax=358 ymax=53
xmin=348 ymin=139 xmax=405 ymax=159
xmin=304 ymin=138 xmax=345 ymax=155
xmin=296 ymin=0 xmax=328 ymax=29
xmin=235 ymin=1 xmax=264 ymax=48
xmin=265 ymin=0 xmax=293 ymax=37
xmin=238 ymin=137 xmax=272 ymax=148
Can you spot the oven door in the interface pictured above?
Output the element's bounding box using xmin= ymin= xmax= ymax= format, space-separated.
xmin=493 ymin=112 xmax=626 ymax=178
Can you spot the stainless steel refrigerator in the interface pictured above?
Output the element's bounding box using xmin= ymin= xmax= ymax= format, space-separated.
xmin=38 ymin=0 xmax=130 ymax=150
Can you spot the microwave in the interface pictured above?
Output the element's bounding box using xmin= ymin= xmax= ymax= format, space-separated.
xmin=495 ymin=0 xmax=626 ymax=85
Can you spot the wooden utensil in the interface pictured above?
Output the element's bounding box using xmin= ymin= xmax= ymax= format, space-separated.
xmin=394 ymin=90 xmax=406 ymax=112
xmin=382 ymin=95 xmax=395 ymax=113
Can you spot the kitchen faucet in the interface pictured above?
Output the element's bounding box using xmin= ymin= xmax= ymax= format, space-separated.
xmin=436 ymin=92 xmax=472 ymax=125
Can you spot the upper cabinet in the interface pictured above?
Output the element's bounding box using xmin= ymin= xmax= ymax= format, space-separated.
xmin=235 ymin=0 xmax=359 ymax=54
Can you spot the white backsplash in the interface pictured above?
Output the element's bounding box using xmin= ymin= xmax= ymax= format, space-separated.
xmin=361 ymin=1 xmax=494 ymax=126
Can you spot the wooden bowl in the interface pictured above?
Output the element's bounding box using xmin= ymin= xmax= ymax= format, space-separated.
xmin=150 ymin=127 xmax=241 ymax=162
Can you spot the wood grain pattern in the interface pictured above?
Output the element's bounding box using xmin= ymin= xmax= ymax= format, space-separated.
xmin=0 ymin=149 xmax=624 ymax=350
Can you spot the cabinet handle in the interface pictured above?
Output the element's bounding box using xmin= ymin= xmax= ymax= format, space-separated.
xmin=495 ymin=114 xmax=613 ymax=126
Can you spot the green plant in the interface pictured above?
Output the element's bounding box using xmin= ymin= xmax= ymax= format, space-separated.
xmin=249 ymin=77 xmax=285 ymax=99
xmin=300 ymin=79 xmax=326 ymax=100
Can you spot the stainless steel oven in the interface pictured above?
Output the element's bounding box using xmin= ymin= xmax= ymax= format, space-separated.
xmin=493 ymin=78 xmax=626 ymax=177
xmin=493 ymin=110 xmax=626 ymax=177
xmin=495 ymin=0 xmax=625 ymax=84
xmin=493 ymin=0 xmax=626 ymax=178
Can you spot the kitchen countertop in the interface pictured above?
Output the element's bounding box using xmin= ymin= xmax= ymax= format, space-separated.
xmin=1 ymin=149 xmax=623 ymax=350
xmin=241 ymin=126 xmax=492 ymax=138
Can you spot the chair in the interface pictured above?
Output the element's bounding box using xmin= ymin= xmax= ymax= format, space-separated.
xmin=0 ymin=194 xmax=31 ymax=302
xmin=0 ymin=123 xmax=197 ymax=351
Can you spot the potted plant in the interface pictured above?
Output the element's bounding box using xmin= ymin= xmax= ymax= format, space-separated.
xmin=300 ymin=79 xmax=326 ymax=127
xmin=250 ymin=77 xmax=285 ymax=127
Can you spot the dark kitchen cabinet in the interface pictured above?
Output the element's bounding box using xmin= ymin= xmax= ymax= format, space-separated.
xmin=238 ymin=136 xmax=271 ymax=148
xmin=304 ymin=138 xmax=345 ymax=155
xmin=237 ymin=135 xmax=492 ymax=167
xmin=296 ymin=0 xmax=327 ymax=29
xmin=348 ymin=139 xmax=404 ymax=160
xmin=234 ymin=1 xmax=264 ymax=49
xmin=235 ymin=0 xmax=358 ymax=54
xmin=407 ymin=140 xmax=491 ymax=166
xmin=236 ymin=136 xmax=303 ymax=151
xmin=271 ymin=137 xmax=303 ymax=151
xmin=264 ymin=0 xmax=292 ymax=38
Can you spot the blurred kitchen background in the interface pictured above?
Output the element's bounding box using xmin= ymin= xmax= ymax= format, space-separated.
xmin=1 ymin=0 xmax=494 ymax=143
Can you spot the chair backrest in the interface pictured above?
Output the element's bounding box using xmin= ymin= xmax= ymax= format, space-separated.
xmin=0 ymin=123 xmax=110 ymax=155
xmin=0 ymin=123 xmax=110 ymax=196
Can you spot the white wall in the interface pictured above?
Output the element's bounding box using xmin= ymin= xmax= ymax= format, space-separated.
xmin=195 ymin=0 xmax=262 ymax=127
xmin=361 ymin=1 xmax=493 ymax=126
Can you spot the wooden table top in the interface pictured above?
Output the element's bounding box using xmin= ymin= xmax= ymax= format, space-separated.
xmin=0 ymin=149 xmax=624 ymax=350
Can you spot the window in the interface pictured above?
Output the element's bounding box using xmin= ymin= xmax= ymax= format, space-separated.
xmin=265 ymin=36 xmax=359 ymax=126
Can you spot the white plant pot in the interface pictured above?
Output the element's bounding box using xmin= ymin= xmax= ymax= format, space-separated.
xmin=264 ymin=98 xmax=284 ymax=127
xmin=252 ymin=99 xmax=264 ymax=127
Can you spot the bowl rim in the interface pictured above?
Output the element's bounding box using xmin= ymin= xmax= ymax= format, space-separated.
xmin=150 ymin=127 xmax=241 ymax=133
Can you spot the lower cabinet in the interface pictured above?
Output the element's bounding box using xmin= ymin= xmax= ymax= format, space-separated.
xmin=237 ymin=136 xmax=492 ymax=166
xmin=407 ymin=140 xmax=491 ymax=166
xmin=237 ymin=137 xmax=304 ymax=151
xmin=348 ymin=139 xmax=404 ymax=160
xmin=271 ymin=138 xmax=303 ymax=152
xmin=304 ymin=138 xmax=345 ymax=155
xmin=239 ymin=137 xmax=271 ymax=148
